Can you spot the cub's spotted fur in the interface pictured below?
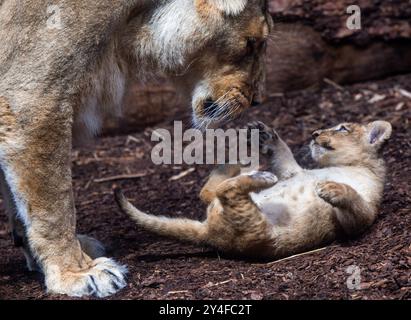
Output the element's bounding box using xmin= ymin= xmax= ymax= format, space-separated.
xmin=116 ymin=120 xmax=392 ymax=259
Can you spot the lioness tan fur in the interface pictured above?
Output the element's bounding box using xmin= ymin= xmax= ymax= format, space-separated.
xmin=116 ymin=120 xmax=392 ymax=259
xmin=0 ymin=0 xmax=272 ymax=297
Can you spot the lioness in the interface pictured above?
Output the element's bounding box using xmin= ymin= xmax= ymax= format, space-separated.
xmin=0 ymin=0 xmax=272 ymax=297
xmin=116 ymin=120 xmax=392 ymax=259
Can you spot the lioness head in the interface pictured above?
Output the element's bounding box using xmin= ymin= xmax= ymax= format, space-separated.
xmin=127 ymin=0 xmax=272 ymax=129
xmin=188 ymin=0 xmax=273 ymax=128
xmin=310 ymin=121 xmax=392 ymax=167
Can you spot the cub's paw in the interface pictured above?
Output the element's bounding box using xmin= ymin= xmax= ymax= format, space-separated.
xmin=213 ymin=164 xmax=241 ymax=178
xmin=243 ymin=171 xmax=278 ymax=187
xmin=216 ymin=171 xmax=277 ymax=196
xmin=246 ymin=121 xmax=279 ymax=155
xmin=46 ymin=257 xmax=127 ymax=298
xmin=316 ymin=181 xmax=346 ymax=206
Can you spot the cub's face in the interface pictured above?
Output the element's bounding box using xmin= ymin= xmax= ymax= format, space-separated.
xmin=188 ymin=0 xmax=272 ymax=128
xmin=310 ymin=121 xmax=392 ymax=167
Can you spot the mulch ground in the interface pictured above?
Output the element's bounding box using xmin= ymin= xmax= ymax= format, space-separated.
xmin=0 ymin=74 xmax=410 ymax=300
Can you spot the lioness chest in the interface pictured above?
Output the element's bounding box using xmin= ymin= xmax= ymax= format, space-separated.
xmin=73 ymin=51 xmax=127 ymax=141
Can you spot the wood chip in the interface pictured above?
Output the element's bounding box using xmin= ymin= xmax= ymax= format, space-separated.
xmin=368 ymin=94 xmax=386 ymax=103
xmin=84 ymin=177 xmax=93 ymax=189
xmin=397 ymin=88 xmax=411 ymax=99
xmin=166 ymin=290 xmax=189 ymax=295
xmin=395 ymin=102 xmax=404 ymax=111
xmin=126 ymin=135 xmax=140 ymax=145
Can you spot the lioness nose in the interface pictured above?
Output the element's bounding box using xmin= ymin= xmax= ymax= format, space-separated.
xmin=251 ymin=93 xmax=262 ymax=107
xmin=312 ymin=130 xmax=320 ymax=138
xmin=203 ymin=99 xmax=218 ymax=117
xmin=251 ymin=99 xmax=261 ymax=107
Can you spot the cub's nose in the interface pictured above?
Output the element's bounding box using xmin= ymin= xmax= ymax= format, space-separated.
xmin=312 ymin=130 xmax=321 ymax=139
xmin=203 ymin=99 xmax=218 ymax=117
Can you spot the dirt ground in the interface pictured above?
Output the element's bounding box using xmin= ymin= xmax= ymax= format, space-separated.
xmin=0 ymin=74 xmax=410 ymax=300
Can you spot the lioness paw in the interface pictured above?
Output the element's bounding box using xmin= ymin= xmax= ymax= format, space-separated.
xmin=46 ymin=257 xmax=127 ymax=298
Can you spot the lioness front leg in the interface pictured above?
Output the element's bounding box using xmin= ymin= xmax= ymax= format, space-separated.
xmin=0 ymin=168 xmax=39 ymax=271
xmin=0 ymin=100 xmax=126 ymax=297
xmin=316 ymin=181 xmax=376 ymax=236
xmin=1 ymin=167 xmax=105 ymax=269
xmin=247 ymin=121 xmax=302 ymax=179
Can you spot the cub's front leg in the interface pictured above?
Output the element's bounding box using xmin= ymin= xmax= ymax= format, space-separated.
xmin=316 ymin=181 xmax=377 ymax=236
xmin=0 ymin=98 xmax=126 ymax=297
xmin=247 ymin=121 xmax=302 ymax=179
xmin=199 ymin=164 xmax=241 ymax=204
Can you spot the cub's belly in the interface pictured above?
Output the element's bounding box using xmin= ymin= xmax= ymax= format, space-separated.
xmin=250 ymin=178 xmax=321 ymax=226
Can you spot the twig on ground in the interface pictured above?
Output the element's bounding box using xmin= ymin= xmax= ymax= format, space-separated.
xmin=268 ymin=93 xmax=284 ymax=98
xmin=84 ymin=177 xmax=93 ymax=189
xmin=94 ymin=172 xmax=151 ymax=183
xmin=202 ymin=279 xmax=235 ymax=288
xmin=255 ymin=245 xmax=338 ymax=266
xmin=169 ymin=168 xmax=195 ymax=181
xmin=323 ymin=78 xmax=344 ymax=91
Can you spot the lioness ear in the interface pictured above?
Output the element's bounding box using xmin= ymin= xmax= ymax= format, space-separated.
xmin=366 ymin=121 xmax=392 ymax=148
xmin=207 ymin=0 xmax=248 ymax=16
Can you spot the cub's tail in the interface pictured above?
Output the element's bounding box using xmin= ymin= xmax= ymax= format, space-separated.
xmin=114 ymin=189 xmax=208 ymax=244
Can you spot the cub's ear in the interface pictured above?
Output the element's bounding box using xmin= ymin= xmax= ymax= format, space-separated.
xmin=206 ymin=0 xmax=248 ymax=16
xmin=366 ymin=121 xmax=392 ymax=149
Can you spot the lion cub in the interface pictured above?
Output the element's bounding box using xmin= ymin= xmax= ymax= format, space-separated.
xmin=115 ymin=120 xmax=392 ymax=259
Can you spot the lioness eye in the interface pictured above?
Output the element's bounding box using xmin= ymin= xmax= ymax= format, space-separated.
xmin=337 ymin=125 xmax=349 ymax=132
xmin=245 ymin=38 xmax=256 ymax=56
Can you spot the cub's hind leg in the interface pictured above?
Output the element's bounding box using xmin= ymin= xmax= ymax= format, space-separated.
xmin=199 ymin=164 xmax=241 ymax=204
xmin=316 ymin=181 xmax=376 ymax=236
xmin=214 ymin=171 xmax=277 ymax=253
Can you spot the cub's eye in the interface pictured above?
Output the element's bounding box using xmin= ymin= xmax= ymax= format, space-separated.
xmin=336 ymin=125 xmax=349 ymax=132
